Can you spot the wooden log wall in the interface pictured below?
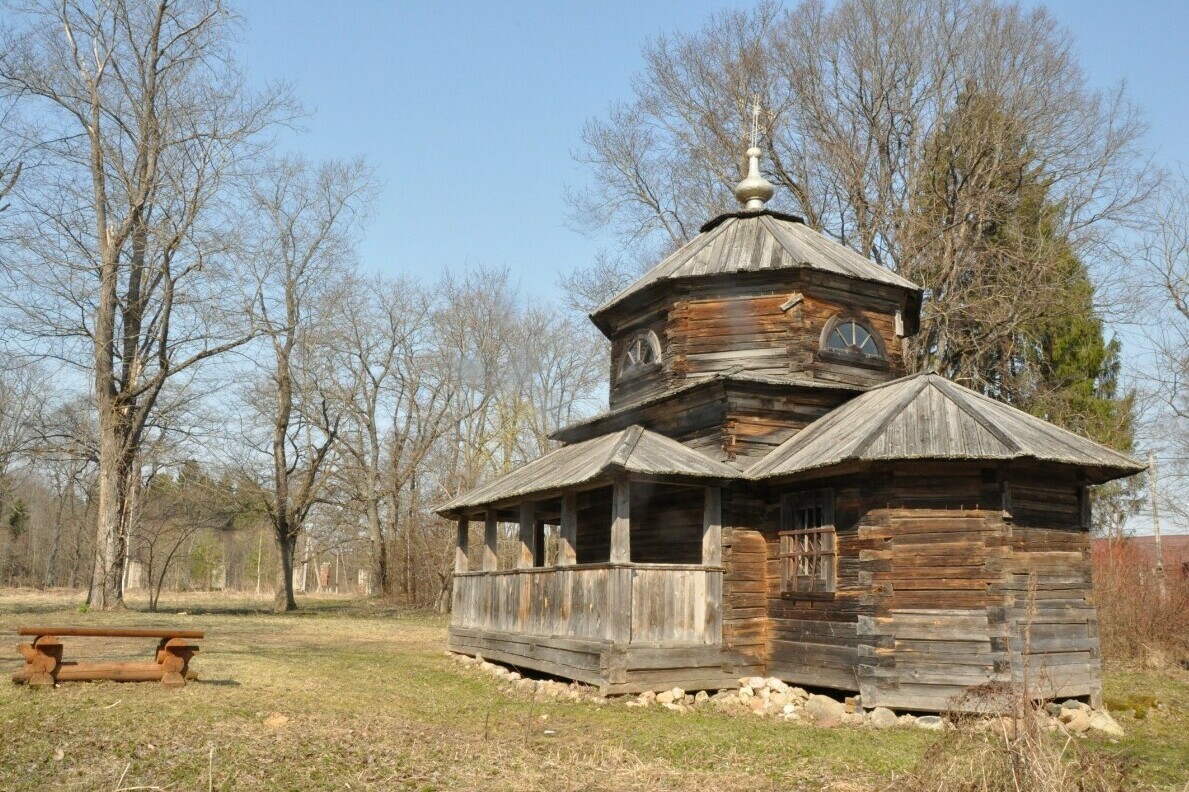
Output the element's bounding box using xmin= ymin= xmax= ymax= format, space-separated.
xmin=571 ymin=483 xmax=708 ymax=565
xmin=628 ymin=482 xmax=705 ymax=563
xmin=1002 ymin=475 xmax=1101 ymax=705
xmin=721 ymin=489 xmax=768 ymax=675
xmin=760 ymin=484 xmax=871 ymax=691
xmin=607 ymin=274 xmax=907 ymax=412
xmin=574 ymin=488 xmax=613 ymax=564
xmin=722 ymin=386 xmax=845 ymax=465
xmin=854 ymin=468 xmax=1009 ymax=711
xmin=746 ymin=465 xmax=1103 ymax=711
xmin=608 ymin=310 xmax=673 ymax=409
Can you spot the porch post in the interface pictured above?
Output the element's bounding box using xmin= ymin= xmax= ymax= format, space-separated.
xmin=482 ymin=510 xmax=498 ymax=571
xmin=702 ymin=487 xmax=722 ymax=565
xmin=559 ymin=492 xmax=577 ymax=566
xmin=517 ymin=501 xmax=536 ymax=568
xmin=454 ymin=517 xmax=469 ymax=573
xmin=610 ymin=479 xmax=630 ymax=564
xmin=609 ymin=479 xmax=632 ymax=646
xmin=702 ymin=486 xmax=723 ymax=644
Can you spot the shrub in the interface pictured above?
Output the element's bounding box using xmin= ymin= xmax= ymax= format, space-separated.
xmin=1092 ymin=541 xmax=1189 ymax=666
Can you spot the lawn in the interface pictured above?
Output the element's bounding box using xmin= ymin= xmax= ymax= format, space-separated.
xmin=0 ymin=589 xmax=1185 ymax=791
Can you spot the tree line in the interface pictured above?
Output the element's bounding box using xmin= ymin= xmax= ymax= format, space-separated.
xmin=0 ymin=0 xmax=1185 ymax=613
xmin=0 ymin=0 xmax=604 ymax=611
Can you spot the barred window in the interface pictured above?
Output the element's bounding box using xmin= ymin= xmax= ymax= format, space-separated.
xmin=779 ymin=490 xmax=836 ymax=596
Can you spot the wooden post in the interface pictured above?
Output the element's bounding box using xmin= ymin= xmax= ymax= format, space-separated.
xmin=610 ymin=480 xmax=630 ymax=564
xmin=533 ymin=520 xmax=546 ymax=567
xmin=702 ymin=486 xmax=722 ymax=566
xmin=608 ymin=480 xmax=632 ymax=645
xmin=559 ymin=492 xmax=577 ymax=566
xmin=454 ymin=517 xmax=468 ymax=574
xmin=482 ymin=510 xmax=498 ymax=571
xmin=703 ymin=486 xmax=723 ymax=644
xmin=518 ymin=501 xmax=536 ymax=569
xmin=1149 ymin=451 xmax=1167 ymax=599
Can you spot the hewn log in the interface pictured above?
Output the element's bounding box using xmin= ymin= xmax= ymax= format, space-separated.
xmin=455 ymin=517 xmax=469 ymax=573
xmin=559 ymin=493 xmax=577 ymax=566
xmin=518 ymin=501 xmax=535 ymax=569
xmin=610 ymin=480 xmax=630 ymax=564
xmin=18 ymin=626 xmax=204 ymax=639
xmin=482 ymin=511 xmax=498 ymax=571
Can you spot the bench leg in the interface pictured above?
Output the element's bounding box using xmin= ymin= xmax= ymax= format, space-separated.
xmin=14 ymin=636 xmax=62 ymax=688
xmin=154 ymin=638 xmax=198 ymax=687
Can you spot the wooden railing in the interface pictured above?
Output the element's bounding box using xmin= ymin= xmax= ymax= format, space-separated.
xmin=452 ymin=563 xmax=722 ymax=645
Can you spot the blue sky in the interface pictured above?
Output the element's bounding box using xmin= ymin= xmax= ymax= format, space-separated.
xmin=232 ymin=1 xmax=1185 ymax=534
xmin=235 ymin=0 xmax=1189 ymax=300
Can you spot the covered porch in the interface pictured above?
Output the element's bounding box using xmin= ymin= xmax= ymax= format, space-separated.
xmin=439 ymin=427 xmax=745 ymax=693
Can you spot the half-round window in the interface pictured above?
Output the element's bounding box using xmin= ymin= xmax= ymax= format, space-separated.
xmin=619 ymin=331 xmax=661 ymax=377
xmin=822 ymin=317 xmax=884 ymax=359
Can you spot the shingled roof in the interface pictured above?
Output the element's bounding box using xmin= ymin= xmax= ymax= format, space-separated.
xmin=746 ymin=373 xmax=1144 ymax=484
xmin=437 ymin=425 xmax=740 ymax=517
xmin=591 ymin=210 xmax=920 ymax=332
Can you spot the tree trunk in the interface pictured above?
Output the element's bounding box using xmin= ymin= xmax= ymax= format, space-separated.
xmin=88 ymin=415 xmax=126 ymax=610
xmin=275 ymin=531 xmax=298 ymax=612
xmin=366 ymin=496 xmax=387 ymax=597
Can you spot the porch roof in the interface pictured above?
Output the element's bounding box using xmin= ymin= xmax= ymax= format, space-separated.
xmin=745 ymin=373 xmax=1145 ymax=484
xmin=436 ymin=425 xmax=741 ymax=517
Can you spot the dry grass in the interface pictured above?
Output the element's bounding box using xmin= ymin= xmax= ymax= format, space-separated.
xmin=0 ymin=589 xmax=1185 ymax=791
xmin=895 ymin=684 xmax=1130 ymax=792
xmin=1093 ymin=547 xmax=1189 ymax=668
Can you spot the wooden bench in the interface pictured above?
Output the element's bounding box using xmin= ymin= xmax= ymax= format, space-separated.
xmin=12 ymin=626 xmax=204 ymax=688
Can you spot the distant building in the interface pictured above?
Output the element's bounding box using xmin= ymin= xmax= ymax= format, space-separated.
xmin=1093 ymin=535 xmax=1189 ymax=579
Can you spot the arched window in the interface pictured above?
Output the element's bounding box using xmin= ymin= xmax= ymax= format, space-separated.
xmin=618 ymin=331 xmax=661 ymax=377
xmin=822 ymin=317 xmax=885 ymax=359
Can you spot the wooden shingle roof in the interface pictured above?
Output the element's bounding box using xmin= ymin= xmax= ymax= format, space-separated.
xmin=745 ymin=373 xmax=1144 ymax=484
xmin=437 ymin=425 xmax=740 ymax=517
xmin=591 ymin=211 xmax=920 ymax=330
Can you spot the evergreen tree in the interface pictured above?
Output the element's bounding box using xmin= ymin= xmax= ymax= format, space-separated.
xmin=907 ymin=89 xmax=1137 ymax=529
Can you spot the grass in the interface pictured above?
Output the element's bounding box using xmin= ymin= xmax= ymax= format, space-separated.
xmin=0 ymin=589 xmax=1185 ymax=791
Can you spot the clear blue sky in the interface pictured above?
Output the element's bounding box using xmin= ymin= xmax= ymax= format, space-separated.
xmin=235 ymin=0 xmax=1189 ymax=299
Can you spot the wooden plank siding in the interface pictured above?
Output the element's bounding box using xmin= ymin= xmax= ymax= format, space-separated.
xmin=452 ymin=564 xmax=722 ymax=644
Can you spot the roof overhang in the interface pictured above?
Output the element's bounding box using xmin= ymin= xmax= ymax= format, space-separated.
xmin=436 ymin=425 xmax=742 ymax=519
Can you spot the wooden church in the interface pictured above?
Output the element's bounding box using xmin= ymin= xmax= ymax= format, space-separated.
xmin=438 ymin=145 xmax=1143 ymax=711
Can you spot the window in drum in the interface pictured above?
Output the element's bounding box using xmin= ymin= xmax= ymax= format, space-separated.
xmin=618 ymin=330 xmax=661 ymax=377
xmin=779 ymin=489 xmax=836 ymax=596
xmin=824 ymin=318 xmax=883 ymax=358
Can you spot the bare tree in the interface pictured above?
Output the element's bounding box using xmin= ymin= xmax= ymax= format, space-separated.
xmin=0 ymin=358 xmax=45 ymax=513
xmin=242 ymin=156 xmax=373 ymax=611
xmin=332 ymin=275 xmax=438 ymax=596
xmin=1135 ymin=171 xmax=1189 ymax=524
xmin=0 ymin=0 xmax=292 ymax=608
xmin=569 ymin=0 xmax=1156 ymax=380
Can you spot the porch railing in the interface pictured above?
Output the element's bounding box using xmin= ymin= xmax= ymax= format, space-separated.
xmin=452 ymin=563 xmax=723 ymax=645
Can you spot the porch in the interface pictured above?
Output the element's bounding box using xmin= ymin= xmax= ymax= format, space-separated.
xmin=446 ymin=478 xmax=743 ymax=693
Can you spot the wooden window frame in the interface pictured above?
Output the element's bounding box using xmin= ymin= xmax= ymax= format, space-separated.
xmin=617 ymin=330 xmax=662 ymax=379
xmin=818 ymin=314 xmax=888 ymax=369
xmin=779 ymin=489 xmax=837 ymax=600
